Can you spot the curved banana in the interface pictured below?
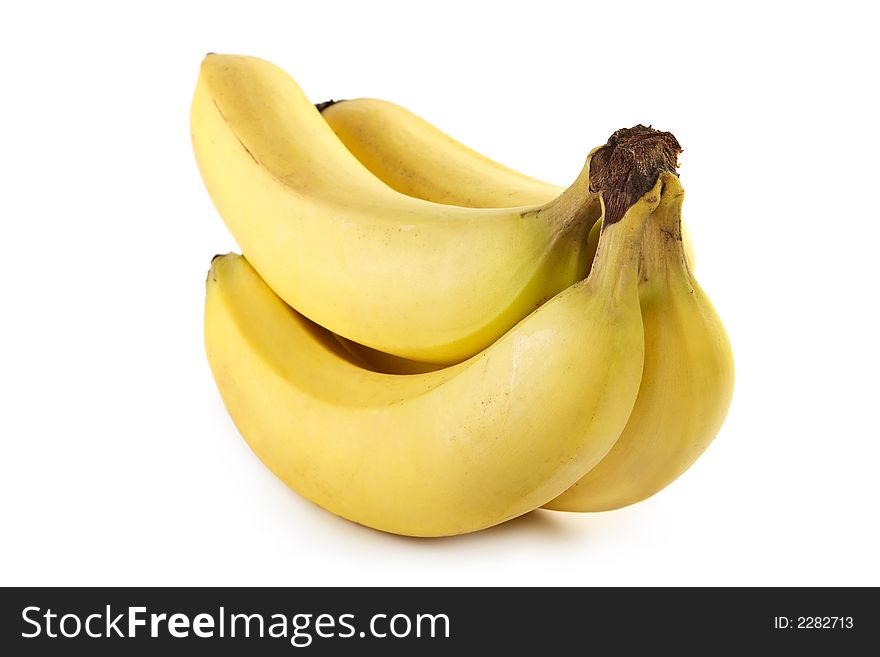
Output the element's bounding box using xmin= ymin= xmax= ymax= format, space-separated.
xmin=545 ymin=175 xmax=734 ymax=512
xmin=204 ymin=185 xmax=659 ymax=536
xmin=317 ymin=98 xmax=562 ymax=207
xmin=318 ymin=98 xmax=728 ymax=509
xmin=191 ymin=54 xmax=601 ymax=364
xmin=319 ymin=96 xmax=694 ymax=266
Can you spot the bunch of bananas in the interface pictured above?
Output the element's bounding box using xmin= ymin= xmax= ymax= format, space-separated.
xmin=192 ymin=54 xmax=734 ymax=537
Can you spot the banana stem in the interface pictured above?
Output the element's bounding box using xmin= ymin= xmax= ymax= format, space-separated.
xmin=586 ymin=125 xmax=683 ymax=292
xmin=540 ymin=154 xmax=599 ymax=229
xmin=639 ymin=173 xmax=690 ymax=279
xmin=589 ymin=193 xmax=655 ymax=296
xmin=541 ymin=125 xmax=681 ymax=242
xmin=591 ymin=125 xmax=682 ymax=228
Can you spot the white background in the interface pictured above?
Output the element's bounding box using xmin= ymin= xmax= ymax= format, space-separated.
xmin=1 ymin=0 xmax=878 ymax=586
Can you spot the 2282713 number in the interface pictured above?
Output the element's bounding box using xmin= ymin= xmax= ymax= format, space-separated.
xmin=797 ymin=617 xmax=853 ymax=629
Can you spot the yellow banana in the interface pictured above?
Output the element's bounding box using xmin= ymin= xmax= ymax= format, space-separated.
xmin=204 ymin=182 xmax=660 ymax=536
xmin=318 ymin=96 xmax=694 ymax=266
xmin=191 ymin=54 xmax=600 ymax=364
xmin=192 ymin=54 xmax=730 ymax=515
xmin=545 ymin=175 xmax=734 ymax=511
xmin=318 ymin=97 xmax=728 ymax=510
xmin=317 ymin=98 xmax=561 ymax=207
xmin=341 ymin=183 xmax=733 ymax=509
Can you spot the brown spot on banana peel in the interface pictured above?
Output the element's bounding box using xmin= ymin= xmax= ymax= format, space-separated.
xmin=589 ymin=125 xmax=682 ymax=226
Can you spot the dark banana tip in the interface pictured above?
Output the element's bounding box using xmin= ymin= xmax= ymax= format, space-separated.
xmin=207 ymin=253 xmax=233 ymax=283
xmin=315 ymin=99 xmax=345 ymax=113
xmin=590 ymin=125 xmax=682 ymax=226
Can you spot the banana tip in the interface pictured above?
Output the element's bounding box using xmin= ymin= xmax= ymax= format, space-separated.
xmin=315 ymin=99 xmax=343 ymax=113
xmin=207 ymin=253 xmax=233 ymax=283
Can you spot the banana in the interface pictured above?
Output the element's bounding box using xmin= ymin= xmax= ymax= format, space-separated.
xmin=191 ymin=54 xmax=601 ymax=364
xmin=318 ymin=96 xmax=694 ymax=266
xmin=193 ymin=55 xmax=730 ymax=516
xmin=204 ymin=181 xmax=660 ymax=536
xmin=318 ymin=97 xmax=728 ymax=510
xmin=545 ymin=175 xmax=734 ymax=512
xmin=317 ymin=98 xmax=562 ymax=207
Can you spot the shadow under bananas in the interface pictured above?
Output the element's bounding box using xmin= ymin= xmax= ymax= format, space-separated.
xmin=393 ymin=509 xmax=582 ymax=545
xmin=324 ymin=504 xmax=601 ymax=548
